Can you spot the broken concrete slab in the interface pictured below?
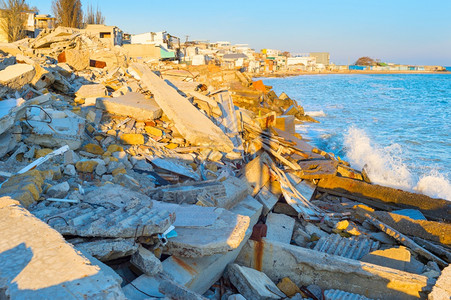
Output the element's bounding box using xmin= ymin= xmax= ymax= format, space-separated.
xmin=0 ymin=197 xmax=126 ymax=299
xmin=75 ymin=84 xmax=107 ymax=99
xmin=241 ymin=153 xmax=271 ymax=196
xmin=149 ymin=176 xmax=248 ymax=209
xmin=72 ymin=238 xmax=138 ymax=262
xmin=96 ymin=92 xmax=162 ymax=121
xmin=152 ymin=201 xmax=250 ymax=257
xmin=361 ymin=246 xmax=425 ymax=275
xmin=24 ymin=109 xmax=85 ymax=150
xmin=0 ymin=97 xmax=26 ymax=136
xmin=373 ymin=210 xmax=451 ymax=245
xmin=161 ymin=196 xmax=262 ymax=294
xmin=0 ymin=63 xmax=35 ymax=89
xmin=256 ymin=184 xmax=279 ymax=216
xmin=265 ymin=213 xmax=295 ymax=244
xmin=236 ymin=238 xmax=433 ymax=300
xmin=313 ymin=234 xmax=379 ymax=260
xmin=130 ymin=63 xmax=234 ymax=152
xmin=317 ymin=176 xmax=451 ymax=222
xmin=46 ymin=181 xmax=70 ymax=198
xmin=59 ymin=48 xmax=90 ymax=71
xmin=227 ymin=264 xmax=285 ymax=300
xmin=147 ymin=156 xmax=200 ymax=181
xmin=131 ymin=245 xmax=163 ymax=276
xmin=30 ymin=199 xmax=175 ymax=238
xmin=429 ymin=264 xmax=451 ymax=300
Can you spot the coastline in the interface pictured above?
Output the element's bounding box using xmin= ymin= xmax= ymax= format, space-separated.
xmin=254 ymin=69 xmax=450 ymax=78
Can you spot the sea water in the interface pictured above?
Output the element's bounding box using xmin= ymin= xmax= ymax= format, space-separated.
xmin=262 ymin=74 xmax=451 ymax=200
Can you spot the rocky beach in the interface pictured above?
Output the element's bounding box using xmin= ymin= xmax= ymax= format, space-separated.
xmin=0 ymin=27 xmax=450 ymax=300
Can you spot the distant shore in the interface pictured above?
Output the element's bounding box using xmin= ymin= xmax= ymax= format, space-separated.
xmin=255 ymin=70 xmax=450 ymax=78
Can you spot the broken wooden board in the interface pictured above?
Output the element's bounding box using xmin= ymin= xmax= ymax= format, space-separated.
xmin=317 ymin=176 xmax=451 ymax=222
xmin=272 ymin=128 xmax=323 ymax=159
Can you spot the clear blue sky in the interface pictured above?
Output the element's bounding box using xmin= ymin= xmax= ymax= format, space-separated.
xmin=29 ymin=0 xmax=451 ymax=65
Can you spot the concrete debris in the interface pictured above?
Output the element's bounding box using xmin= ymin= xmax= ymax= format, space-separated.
xmin=30 ymin=200 xmax=174 ymax=238
xmin=24 ymin=109 xmax=86 ymax=150
xmin=0 ymin=63 xmax=35 ymax=89
xmin=96 ymin=92 xmax=163 ymax=121
xmin=131 ymin=245 xmax=163 ymax=276
xmin=0 ymin=29 xmax=447 ymax=300
xmin=227 ymin=263 xmax=285 ymax=300
xmin=237 ymin=238 xmax=433 ymax=300
xmin=130 ymin=63 xmax=234 ymax=152
xmin=265 ymin=213 xmax=295 ymax=244
xmin=313 ymin=234 xmax=379 ymax=260
xmin=0 ymin=197 xmax=125 ymax=299
xmin=73 ymin=238 xmax=138 ymax=261
xmin=152 ymin=201 xmax=250 ymax=257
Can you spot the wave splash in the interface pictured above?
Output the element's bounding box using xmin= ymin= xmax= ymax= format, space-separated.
xmin=305 ymin=110 xmax=326 ymax=117
xmin=343 ymin=127 xmax=451 ymax=200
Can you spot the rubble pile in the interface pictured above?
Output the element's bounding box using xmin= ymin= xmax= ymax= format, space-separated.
xmin=0 ymin=29 xmax=450 ymax=300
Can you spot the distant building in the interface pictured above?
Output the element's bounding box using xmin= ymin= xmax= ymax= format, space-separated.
xmin=130 ymin=31 xmax=180 ymax=59
xmin=0 ymin=10 xmax=54 ymax=43
xmin=310 ymin=52 xmax=330 ymax=65
xmin=84 ymin=24 xmax=123 ymax=46
xmin=262 ymin=48 xmax=281 ymax=57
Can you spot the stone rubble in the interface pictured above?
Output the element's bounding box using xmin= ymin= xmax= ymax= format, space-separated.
xmin=0 ymin=27 xmax=449 ymax=300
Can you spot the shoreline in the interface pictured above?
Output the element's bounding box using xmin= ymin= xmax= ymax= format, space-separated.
xmin=254 ymin=70 xmax=450 ymax=78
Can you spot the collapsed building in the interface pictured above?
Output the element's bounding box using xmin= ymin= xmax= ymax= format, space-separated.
xmin=0 ymin=27 xmax=450 ymax=300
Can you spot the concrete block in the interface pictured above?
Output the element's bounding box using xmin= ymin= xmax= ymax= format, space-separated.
xmin=275 ymin=115 xmax=295 ymax=134
xmin=256 ymin=185 xmax=279 ymax=216
xmin=130 ymin=63 xmax=234 ymax=152
xmin=161 ymin=195 xmax=262 ymax=294
xmin=277 ymin=277 xmax=301 ymax=297
xmin=0 ymin=63 xmax=35 ymax=89
xmin=0 ymin=196 xmax=125 ymax=299
xmin=429 ymin=264 xmax=451 ymax=300
xmin=61 ymin=48 xmax=90 ymax=71
xmin=227 ymin=264 xmax=285 ymax=300
xmin=24 ymin=109 xmax=85 ymax=150
xmin=131 ymin=245 xmax=163 ymax=276
xmin=73 ymin=238 xmax=138 ymax=261
xmin=119 ymin=133 xmax=144 ymax=145
xmin=96 ymin=92 xmax=162 ymax=121
xmin=152 ymin=201 xmax=250 ymax=257
xmin=46 ymin=181 xmax=70 ymax=198
xmin=149 ymin=157 xmax=200 ymax=181
xmin=361 ymin=246 xmax=425 ymax=274
xmin=241 ymin=153 xmax=271 ymax=196
xmin=236 ymin=239 xmax=433 ymax=300
xmin=0 ymin=97 xmax=26 ymax=136
xmin=75 ymin=84 xmax=107 ymax=99
xmin=265 ymin=213 xmax=295 ymax=244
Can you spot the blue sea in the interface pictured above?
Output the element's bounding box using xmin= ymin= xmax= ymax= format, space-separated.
xmin=262 ymin=74 xmax=451 ymax=200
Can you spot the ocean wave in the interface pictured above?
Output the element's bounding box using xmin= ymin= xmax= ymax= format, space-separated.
xmin=343 ymin=127 xmax=451 ymax=200
xmin=414 ymin=171 xmax=451 ymax=200
xmin=306 ymin=110 xmax=326 ymax=117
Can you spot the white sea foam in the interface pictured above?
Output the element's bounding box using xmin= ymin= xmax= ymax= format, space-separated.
xmin=343 ymin=127 xmax=451 ymax=200
xmin=414 ymin=171 xmax=451 ymax=200
xmin=306 ymin=110 xmax=326 ymax=117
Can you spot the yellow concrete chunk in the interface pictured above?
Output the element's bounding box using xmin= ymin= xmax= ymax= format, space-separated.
xmin=107 ymin=144 xmax=123 ymax=153
xmin=84 ymin=143 xmax=104 ymax=155
xmin=119 ymin=133 xmax=144 ymax=145
xmin=35 ymin=148 xmax=53 ymax=158
xmin=112 ymin=167 xmax=126 ymax=177
xmin=75 ymin=160 xmax=98 ymax=173
xmin=277 ymin=277 xmax=301 ymax=297
xmin=145 ymin=126 xmax=163 ymax=137
xmin=165 ymin=143 xmax=178 ymax=150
